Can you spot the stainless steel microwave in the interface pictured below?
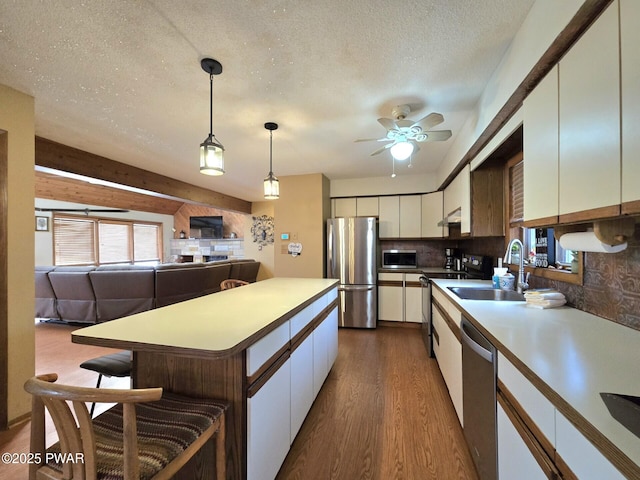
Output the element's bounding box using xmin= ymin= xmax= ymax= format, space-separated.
xmin=382 ymin=250 xmax=418 ymax=269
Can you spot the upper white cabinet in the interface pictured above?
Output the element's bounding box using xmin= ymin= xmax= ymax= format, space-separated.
xmin=620 ymin=0 xmax=640 ymax=210
xmin=399 ymin=195 xmax=421 ymax=237
xmin=356 ymin=197 xmax=379 ymax=217
xmin=558 ymin=1 xmax=620 ymax=216
xmin=421 ymin=192 xmax=444 ymax=237
xmin=378 ymin=195 xmax=400 ymax=238
xmin=443 ymin=165 xmax=470 ymax=235
xmin=333 ymin=197 xmax=357 ymax=218
xmin=524 ymin=65 xmax=559 ymax=222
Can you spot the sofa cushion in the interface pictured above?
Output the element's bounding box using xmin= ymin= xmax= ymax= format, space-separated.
xmin=90 ymin=266 xmax=156 ymax=322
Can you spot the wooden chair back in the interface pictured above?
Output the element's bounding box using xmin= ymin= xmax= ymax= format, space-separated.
xmin=220 ymin=279 xmax=249 ymax=290
xmin=24 ymin=373 xmax=226 ymax=480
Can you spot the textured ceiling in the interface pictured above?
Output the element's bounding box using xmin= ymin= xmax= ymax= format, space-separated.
xmin=0 ymin=0 xmax=535 ymax=202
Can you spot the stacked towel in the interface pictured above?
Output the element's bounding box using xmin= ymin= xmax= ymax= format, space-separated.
xmin=524 ymin=289 xmax=566 ymax=309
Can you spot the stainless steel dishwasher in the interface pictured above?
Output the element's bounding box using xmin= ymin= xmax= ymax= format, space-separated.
xmin=461 ymin=316 xmax=497 ymax=480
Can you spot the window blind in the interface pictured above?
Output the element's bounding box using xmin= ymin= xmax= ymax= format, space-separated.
xmin=53 ymin=214 xmax=162 ymax=266
xmin=53 ymin=217 xmax=96 ymax=265
xmin=509 ymin=160 xmax=524 ymax=224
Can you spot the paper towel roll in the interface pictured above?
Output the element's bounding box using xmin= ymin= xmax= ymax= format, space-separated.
xmin=558 ymin=231 xmax=627 ymax=253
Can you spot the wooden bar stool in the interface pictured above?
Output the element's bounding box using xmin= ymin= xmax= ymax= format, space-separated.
xmin=79 ymin=350 xmax=132 ymax=416
xmin=24 ymin=373 xmax=227 ymax=480
xmin=220 ymin=279 xmax=249 ymax=290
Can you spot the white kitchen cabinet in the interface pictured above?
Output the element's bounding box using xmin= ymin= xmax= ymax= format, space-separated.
xmin=497 ymin=401 xmax=549 ymax=480
xmin=378 ymin=272 xmax=421 ymax=323
xmin=290 ymin=333 xmax=314 ymax=440
xmin=404 ymin=273 xmax=422 ymax=323
xmin=555 ymin=411 xmax=625 ymax=480
xmin=421 ymin=191 xmax=444 ymax=237
xmin=313 ymin=311 xmax=335 ymax=397
xmin=558 ymin=1 xmax=620 ymax=216
xmin=378 ymin=196 xmax=400 ymax=238
xmin=399 ymin=195 xmax=421 ymax=238
xmin=431 ymin=287 xmax=463 ymax=424
xmin=247 ymin=358 xmax=291 ymax=480
xmin=431 ymin=304 xmax=463 ymax=424
xmin=523 ymin=65 xmax=559 ymax=222
xmin=620 ymin=0 xmax=640 ymax=208
xmin=356 ymin=196 xmax=379 ymax=217
xmin=443 ymin=165 xmax=470 ymax=235
xmin=333 ymin=197 xmax=357 ymax=218
xmin=378 ymin=272 xmax=403 ymax=322
xmin=497 ymin=353 xmax=555 ymax=443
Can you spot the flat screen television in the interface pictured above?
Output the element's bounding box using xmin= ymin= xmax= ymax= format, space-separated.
xmin=189 ymin=216 xmax=223 ymax=239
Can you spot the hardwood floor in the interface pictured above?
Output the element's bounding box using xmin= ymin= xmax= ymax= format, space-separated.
xmin=0 ymin=322 xmax=477 ymax=480
xmin=277 ymin=327 xmax=478 ymax=480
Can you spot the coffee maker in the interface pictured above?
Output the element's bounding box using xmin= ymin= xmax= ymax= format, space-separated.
xmin=444 ymin=248 xmax=458 ymax=270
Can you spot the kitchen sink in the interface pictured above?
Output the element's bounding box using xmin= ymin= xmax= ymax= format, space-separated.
xmin=448 ymin=287 xmax=525 ymax=302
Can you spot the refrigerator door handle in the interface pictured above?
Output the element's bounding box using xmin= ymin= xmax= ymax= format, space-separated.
xmin=338 ymin=285 xmax=375 ymax=292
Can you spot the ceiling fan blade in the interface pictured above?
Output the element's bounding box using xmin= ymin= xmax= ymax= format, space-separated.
xmin=370 ymin=143 xmax=393 ymax=156
xmin=377 ymin=117 xmax=398 ymax=131
xmin=355 ymin=138 xmax=391 ymax=143
xmin=412 ymin=112 xmax=444 ymax=131
xmin=421 ymin=129 xmax=452 ymax=142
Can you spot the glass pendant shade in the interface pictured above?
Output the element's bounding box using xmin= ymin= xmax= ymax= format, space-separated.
xmin=264 ymin=172 xmax=279 ymax=199
xmin=199 ymin=58 xmax=224 ymax=175
xmin=200 ymin=134 xmax=225 ymax=175
xmin=390 ymin=141 xmax=414 ymax=161
xmin=263 ymin=122 xmax=279 ymax=199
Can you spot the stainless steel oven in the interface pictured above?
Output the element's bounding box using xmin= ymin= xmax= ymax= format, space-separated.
xmin=420 ymin=254 xmax=493 ymax=358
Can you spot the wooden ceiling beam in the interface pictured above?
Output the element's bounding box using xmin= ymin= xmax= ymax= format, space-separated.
xmin=35 ymin=137 xmax=252 ymax=214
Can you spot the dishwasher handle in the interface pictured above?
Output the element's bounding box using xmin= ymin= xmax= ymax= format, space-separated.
xmin=461 ymin=320 xmax=494 ymax=363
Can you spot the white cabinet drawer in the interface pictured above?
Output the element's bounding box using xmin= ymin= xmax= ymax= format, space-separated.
xmin=246 ymin=321 xmax=289 ymax=377
xmin=497 ymin=352 xmax=555 ymax=444
xmin=290 ymin=304 xmax=313 ymax=339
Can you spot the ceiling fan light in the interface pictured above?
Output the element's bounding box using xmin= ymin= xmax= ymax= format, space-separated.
xmin=264 ymin=172 xmax=279 ymax=199
xmin=390 ymin=141 xmax=414 ymax=161
xmin=199 ymin=135 xmax=225 ymax=175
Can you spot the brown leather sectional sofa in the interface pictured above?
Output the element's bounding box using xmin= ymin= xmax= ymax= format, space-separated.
xmin=35 ymin=259 xmax=260 ymax=324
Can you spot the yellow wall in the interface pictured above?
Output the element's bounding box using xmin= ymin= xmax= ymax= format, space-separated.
xmin=0 ymin=84 xmax=35 ymax=423
xmin=274 ymin=174 xmax=329 ymax=278
xmin=244 ymin=201 xmax=276 ymax=281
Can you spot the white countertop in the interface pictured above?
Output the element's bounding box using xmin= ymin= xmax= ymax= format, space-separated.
xmin=431 ymin=279 xmax=640 ymax=475
xmin=73 ymin=278 xmax=338 ymax=357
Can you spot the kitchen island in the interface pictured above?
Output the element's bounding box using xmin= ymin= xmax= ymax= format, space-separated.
xmin=431 ymin=279 xmax=640 ymax=479
xmin=72 ymin=277 xmax=339 ymax=480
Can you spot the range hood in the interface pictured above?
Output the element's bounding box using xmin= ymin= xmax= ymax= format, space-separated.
xmin=438 ymin=207 xmax=462 ymax=227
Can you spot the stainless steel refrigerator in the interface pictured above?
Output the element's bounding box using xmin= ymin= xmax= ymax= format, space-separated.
xmin=327 ymin=217 xmax=377 ymax=328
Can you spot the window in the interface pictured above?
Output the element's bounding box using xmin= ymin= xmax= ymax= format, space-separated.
xmin=505 ymin=151 xmax=583 ymax=285
xmin=53 ymin=214 xmax=162 ymax=266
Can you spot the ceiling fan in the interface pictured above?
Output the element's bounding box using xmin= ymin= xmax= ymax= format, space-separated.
xmin=356 ymin=104 xmax=452 ymax=160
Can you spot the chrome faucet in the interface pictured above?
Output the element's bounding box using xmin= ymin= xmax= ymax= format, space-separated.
xmin=504 ymin=238 xmax=529 ymax=293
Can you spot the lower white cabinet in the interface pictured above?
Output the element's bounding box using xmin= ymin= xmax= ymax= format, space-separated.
xmin=247 ymin=358 xmax=291 ymax=480
xmin=431 ymin=304 xmax=463 ymax=424
xmin=290 ymin=334 xmax=314 ymax=440
xmin=247 ymin=289 xmax=338 ymax=480
xmin=497 ymin=401 xmax=549 ymax=480
xmin=378 ymin=272 xmax=422 ymax=323
xmin=555 ymin=411 xmax=625 ymax=480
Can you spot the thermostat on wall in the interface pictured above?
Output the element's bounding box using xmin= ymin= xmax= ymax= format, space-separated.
xmin=281 ymin=233 xmax=290 ymax=240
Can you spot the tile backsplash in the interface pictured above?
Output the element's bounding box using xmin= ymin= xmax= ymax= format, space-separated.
xmin=530 ymin=223 xmax=640 ymax=331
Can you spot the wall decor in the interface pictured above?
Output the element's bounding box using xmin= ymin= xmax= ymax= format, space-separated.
xmin=35 ymin=216 xmax=49 ymax=231
xmin=251 ymin=215 xmax=274 ymax=250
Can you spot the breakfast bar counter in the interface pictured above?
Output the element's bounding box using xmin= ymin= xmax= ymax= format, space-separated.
xmin=73 ymin=277 xmax=340 ymax=480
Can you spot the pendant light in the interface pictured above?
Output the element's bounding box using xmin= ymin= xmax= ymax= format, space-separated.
xmin=199 ymin=58 xmax=225 ymax=176
xmin=263 ymin=122 xmax=279 ymax=199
